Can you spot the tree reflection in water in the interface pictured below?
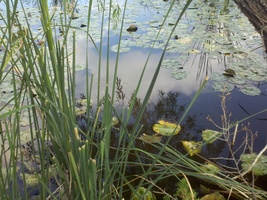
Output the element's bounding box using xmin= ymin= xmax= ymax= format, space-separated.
xmin=76 ymin=77 xmax=230 ymax=165
xmin=124 ymin=87 xmax=236 ymax=168
xmin=75 ymin=81 xmax=261 ymax=197
xmin=137 ymin=90 xmax=200 ymax=148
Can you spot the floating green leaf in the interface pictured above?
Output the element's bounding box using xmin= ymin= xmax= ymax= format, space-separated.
xmin=171 ymin=70 xmax=188 ymax=80
xmin=19 ymin=173 xmax=39 ymax=187
xmin=153 ymin=120 xmax=180 ymax=136
xmin=239 ymin=85 xmax=261 ymax=96
xmin=202 ymin=129 xmax=222 ymax=144
xmin=139 ymin=133 xmax=162 ymax=143
xmin=110 ymin=44 xmax=131 ymax=53
xmin=227 ymin=75 xmax=246 ymax=85
xmin=200 ymin=185 xmax=210 ymax=195
xmin=111 ymin=116 xmax=119 ymax=126
xmin=20 ymin=110 xmax=32 ymax=127
xmin=200 ymin=162 xmax=220 ymax=175
xmin=200 ymin=192 xmax=226 ymax=200
xmin=175 ymin=178 xmax=198 ymax=200
xmin=181 ymin=141 xmax=202 ymax=156
xmin=211 ymin=79 xmax=234 ymax=93
xmin=131 ymin=187 xmax=156 ymax=200
xmin=241 ymin=153 xmax=267 ymax=176
xmin=75 ymin=107 xmax=86 ymax=115
xmin=177 ymin=37 xmax=192 ymax=44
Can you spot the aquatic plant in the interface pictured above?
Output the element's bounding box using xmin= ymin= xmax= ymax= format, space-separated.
xmin=0 ymin=0 xmax=266 ymax=199
xmin=152 ymin=120 xmax=181 ymax=136
xmin=0 ymin=0 xmax=194 ymax=198
xmin=174 ymin=178 xmax=198 ymax=200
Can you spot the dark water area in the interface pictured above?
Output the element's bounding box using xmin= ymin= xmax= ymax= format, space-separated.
xmin=3 ymin=0 xmax=267 ymax=165
xmin=188 ymin=83 xmax=267 ymax=155
xmin=75 ymin=44 xmax=267 ymax=155
xmin=69 ymin=0 xmax=267 ymax=185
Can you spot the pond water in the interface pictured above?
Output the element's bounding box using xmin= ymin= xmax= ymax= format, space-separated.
xmin=0 ymin=0 xmax=266 ymax=157
xmin=70 ymin=0 xmax=267 ymax=156
xmin=0 ymin=0 xmax=267 ymax=197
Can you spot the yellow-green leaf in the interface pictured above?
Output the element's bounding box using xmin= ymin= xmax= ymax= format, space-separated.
xmin=111 ymin=116 xmax=119 ymax=126
xmin=181 ymin=141 xmax=202 ymax=156
xmin=139 ymin=133 xmax=162 ymax=143
xmin=200 ymin=162 xmax=220 ymax=175
xmin=202 ymin=129 xmax=222 ymax=144
xmin=200 ymin=192 xmax=225 ymax=200
xmin=153 ymin=120 xmax=181 ymax=136
xmin=75 ymin=107 xmax=86 ymax=115
xmin=131 ymin=187 xmax=156 ymax=200
xmin=200 ymin=185 xmax=210 ymax=195
xmin=241 ymin=153 xmax=267 ymax=176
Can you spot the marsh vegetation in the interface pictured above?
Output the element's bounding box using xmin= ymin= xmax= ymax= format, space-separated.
xmin=0 ymin=0 xmax=266 ymax=199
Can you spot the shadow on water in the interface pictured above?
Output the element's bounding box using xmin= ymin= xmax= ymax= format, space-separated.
xmin=75 ymin=80 xmax=267 ymax=198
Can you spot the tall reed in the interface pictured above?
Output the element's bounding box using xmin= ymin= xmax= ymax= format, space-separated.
xmin=0 ymin=0 xmax=192 ymax=198
xmin=0 ymin=0 xmax=266 ymax=199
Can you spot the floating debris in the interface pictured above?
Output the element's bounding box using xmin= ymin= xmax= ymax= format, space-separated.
xmin=126 ymin=24 xmax=138 ymax=32
xmin=223 ymin=68 xmax=236 ymax=77
xmin=70 ymin=15 xmax=79 ymax=19
xmin=174 ymin=35 xmax=179 ymax=40
xmin=37 ymin=40 xmax=45 ymax=45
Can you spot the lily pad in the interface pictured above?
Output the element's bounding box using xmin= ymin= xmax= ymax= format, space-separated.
xmin=139 ymin=133 xmax=162 ymax=143
xmin=200 ymin=192 xmax=225 ymax=200
xmin=20 ymin=110 xmax=33 ymax=127
xmin=171 ymin=70 xmax=188 ymax=80
xmin=239 ymin=85 xmax=261 ymax=96
xmin=0 ymin=73 xmax=21 ymax=104
xmin=211 ymin=81 xmax=234 ymax=93
xmin=161 ymin=58 xmax=179 ymax=69
xmin=131 ymin=187 xmax=156 ymax=200
xmin=241 ymin=153 xmax=267 ymax=176
xmin=110 ymin=40 xmax=132 ymax=53
xmin=111 ymin=116 xmax=119 ymax=126
xmin=202 ymin=129 xmax=222 ymax=144
xmin=200 ymin=162 xmax=220 ymax=175
xmin=227 ymin=75 xmax=246 ymax=85
xmin=177 ymin=37 xmax=192 ymax=44
xmin=75 ymin=107 xmax=86 ymax=115
xmin=19 ymin=173 xmax=39 ymax=187
xmin=153 ymin=120 xmax=180 ymax=136
xmin=181 ymin=140 xmax=202 ymax=156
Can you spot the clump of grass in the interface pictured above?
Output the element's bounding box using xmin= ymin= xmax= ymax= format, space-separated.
xmin=0 ymin=0 xmax=266 ymax=199
xmin=174 ymin=178 xmax=198 ymax=200
xmin=0 ymin=0 xmax=194 ymax=198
